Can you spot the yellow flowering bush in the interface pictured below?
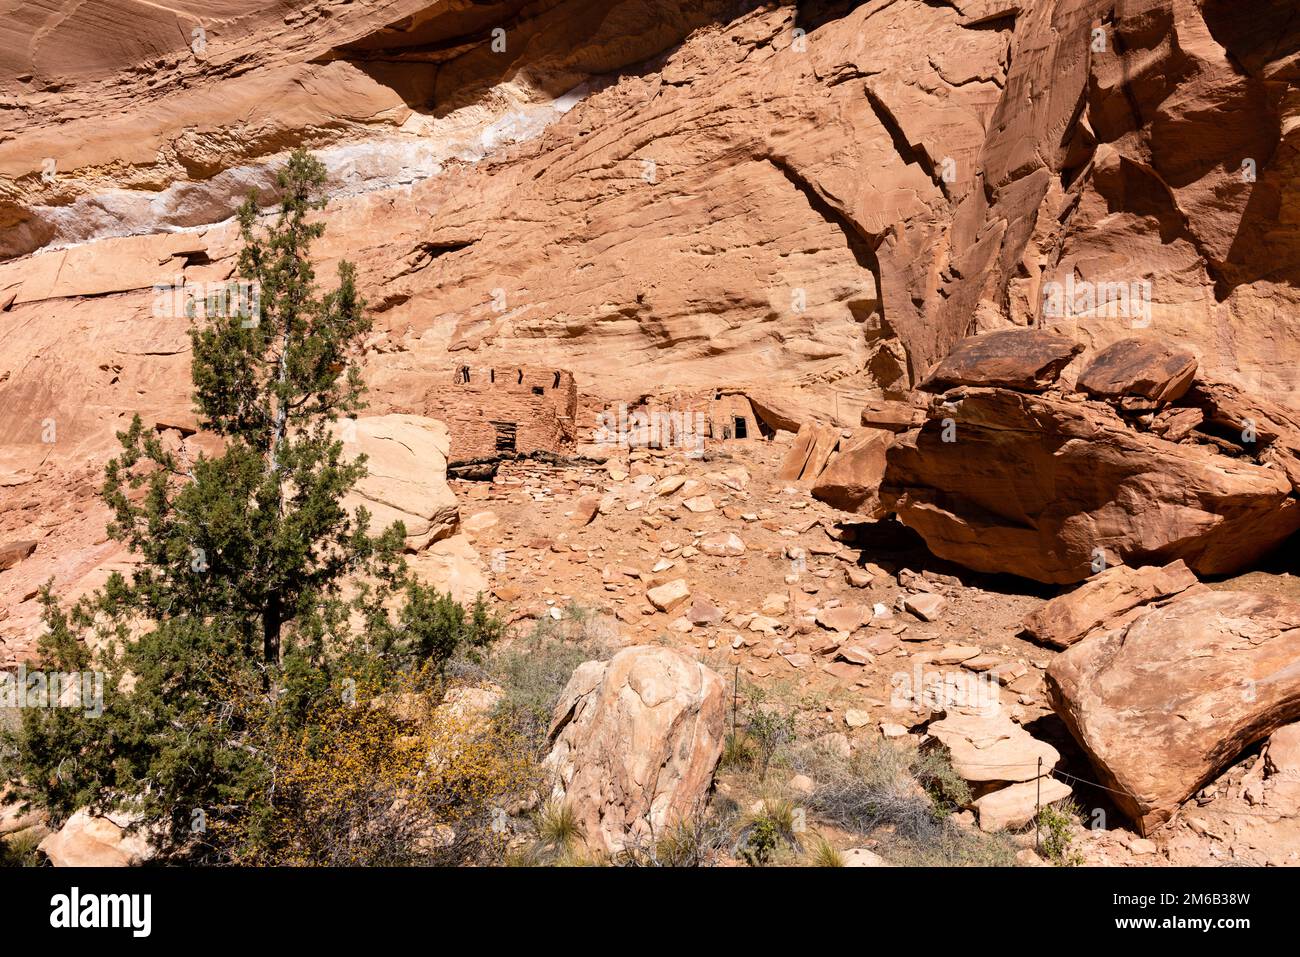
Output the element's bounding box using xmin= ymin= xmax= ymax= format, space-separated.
xmin=237 ymin=671 xmax=538 ymax=865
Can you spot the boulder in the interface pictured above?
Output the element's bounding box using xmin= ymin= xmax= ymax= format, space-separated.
xmin=686 ymin=599 xmax=725 ymax=627
xmin=646 ymin=579 xmax=691 ymax=613
xmin=882 ymin=388 xmax=1300 ymax=583
xmin=698 ymin=532 xmax=745 ymax=557
xmin=0 ymin=540 xmax=36 ymax=572
xmin=406 ymin=534 xmax=488 ymax=605
xmin=543 ymin=646 xmax=725 ymax=853
xmin=333 ymin=414 xmax=459 ymax=551
xmin=1075 ymin=338 xmax=1197 ymax=404
xmin=918 ymin=330 xmax=1083 ymax=393
xmin=571 ymin=495 xmax=600 ymax=526
xmin=0 ymin=798 xmax=44 ymax=837
xmin=859 ymin=399 xmax=927 ymax=433
xmin=1182 ymin=379 xmax=1300 ymax=495
xmin=817 ymin=604 xmax=865 ymax=632
xmin=843 ymin=847 xmax=891 ymax=866
xmin=1046 ymin=588 xmax=1300 ymax=834
xmin=904 ymin=592 xmax=947 ymax=622
xmin=776 ymin=422 xmax=841 ymax=482
xmin=1265 ymin=723 xmax=1300 ymax=777
xmin=38 ymin=809 xmax=157 ymax=867
xmin=927 ymin=708 xmax=1060 ymax=784
xmin=973 ymin=777 xmax=1072 ymax=832
xmin=810 ymin=428 xmax=892 ymax=517
xmin=1021 ymin=559 xmax=1198 ymax=648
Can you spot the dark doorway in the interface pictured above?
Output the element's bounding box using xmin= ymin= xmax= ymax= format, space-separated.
xmin=491 ymin=421 xmax=517 ymax=452
xmin=733 ymin=417 xmax=748 ymax=439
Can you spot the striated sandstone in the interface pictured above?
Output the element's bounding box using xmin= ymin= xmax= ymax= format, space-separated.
xmin=1047 ymin=588 xmax=1300 ymax=834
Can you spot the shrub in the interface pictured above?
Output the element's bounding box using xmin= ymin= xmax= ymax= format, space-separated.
xmin=738 ymin=798 xmax=801 ymax=866
xmin=793 ymin=738 xmax=1015 ymax=866
xmin=1036 ymin=800 xmax=1085 ymax=867
xmin=487 ymin=605 xmax=613 ymax=754
xmin=536 ymin=799 xmax=582 ymax=850
xmin=614 ymin=803 xmax=738 ymax=867
xmin=231 ymin=668 xmax=536 ymax=865
xmin=741 ymin=686 xmax=797 ymax=781
xmin=719 ymin=731 xmax=756 ymax=772
xmin=806 ymin=833 xmax=845 ymax=867
xmin=0 ymin=828 xmax=44 ymax=867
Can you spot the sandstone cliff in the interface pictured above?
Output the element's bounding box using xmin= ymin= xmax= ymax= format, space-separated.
xmin=1 ymin=0 xmax=1298 ymax=658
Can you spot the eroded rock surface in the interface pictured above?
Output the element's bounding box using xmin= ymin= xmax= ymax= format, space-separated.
xmin=1047 ymin=588 xmax=1300 ymax=835
xmin=882 ymin=386 xmax=1300 ymax=583
xmin=543 ymin=645 xmax=725 ymax=853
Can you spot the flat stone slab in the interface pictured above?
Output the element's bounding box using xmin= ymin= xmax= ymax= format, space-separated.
xmin=974 ymin=776 xmax=1072 ymax=832
xmin=927 ymin=708 xmax=1060 ymax=784
xmin=919 ymin=329 xmax=1083 ymax=393
xmin=1021 ymin=559 xmax=1198 ymax=648
xmin=1047 ymin=588 xmax=1300 ymax=834
xmin=1076 ymin=337 xmax=1197 ymax=403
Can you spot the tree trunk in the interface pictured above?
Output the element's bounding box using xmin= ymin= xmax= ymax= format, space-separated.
xmin=263 ymin=594 xmax=281 ymax=668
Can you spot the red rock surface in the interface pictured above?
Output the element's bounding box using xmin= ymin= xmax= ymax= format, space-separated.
xmin=1 ymin=0 xmax=1300 ymax=865
xmin=882 ymin=385 xmax=1300 ymax=583
xmin=1047 ymin=588 xmax=1300 ymax=835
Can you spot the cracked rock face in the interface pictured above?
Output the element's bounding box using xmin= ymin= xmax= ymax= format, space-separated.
xmin=1047 ymin=588 xmax=1300 ymax=835
xmin=542 ymin=645 xmax=725 ymax=853
xmin=2 ymin=0 xmax=1300 ymax=657
xmin=881 ymin=384 xmax=1300 ymax=584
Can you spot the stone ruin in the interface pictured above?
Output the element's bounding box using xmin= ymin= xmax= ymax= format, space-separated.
xmin=589 ymin=389 xmax=766 ymax=453
xmin=422 ymin=365 xmax=578 ymax=464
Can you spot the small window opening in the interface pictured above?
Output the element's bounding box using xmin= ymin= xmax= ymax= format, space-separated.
xmin=491 ymin=421 xmax=517 ymax=452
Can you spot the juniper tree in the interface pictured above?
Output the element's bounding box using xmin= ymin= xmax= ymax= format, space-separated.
xmin=2 ymin=149 xmax=501 ymax=853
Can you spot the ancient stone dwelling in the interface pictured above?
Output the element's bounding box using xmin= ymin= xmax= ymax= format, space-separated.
xmin=590 ymin=390 xmax=765 ymax=450
xmin=423 ymin=365 xmax=577 ymax=461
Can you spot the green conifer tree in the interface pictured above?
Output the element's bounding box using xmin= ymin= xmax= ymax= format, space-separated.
xmin=2 ymin=150 xmax=501 ymax=857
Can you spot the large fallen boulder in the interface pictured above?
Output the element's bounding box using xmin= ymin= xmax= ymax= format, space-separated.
xmin=333 ymin=414 xmax=460 ymax=551
xmin=1047 ymin=588 xmax=1300 ymax=834
xmin=1021 ymin=559 xmax=1198 ymax=648
xmin=543 ymin=646 xmax=725 ymax=853
xmin=776 ymin=422 xmax=841 ymax=482
xmin=882 ymin=387 xmax=1300 ymax=583
xmin=38 ymin=808 xmax=157 ymax=867
xmin=919 ymin=329 xmax=1083 ymax=393
xmin=810 ymin=428 xmax=892 ymax=517
xmin=1075 ymin=338 xmax=1197 ymax=404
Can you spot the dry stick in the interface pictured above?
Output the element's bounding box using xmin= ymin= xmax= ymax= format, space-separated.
xmin=732 ymin=665 xmax=739 ymax=737
xmin=1035 ymin=756 xmax=1043 ymax=854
